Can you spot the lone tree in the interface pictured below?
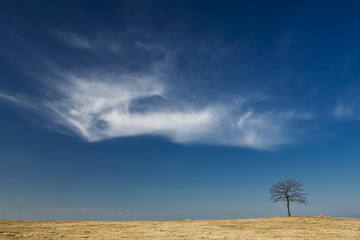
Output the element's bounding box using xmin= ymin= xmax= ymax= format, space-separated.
xmin=269 ymin=178 xmax=307 ymax=217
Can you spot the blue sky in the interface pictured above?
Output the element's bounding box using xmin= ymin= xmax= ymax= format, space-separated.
xmin=1 ymin=0 xmax=360 ymax=220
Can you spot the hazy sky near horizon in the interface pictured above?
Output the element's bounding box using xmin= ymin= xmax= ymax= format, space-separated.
xmin=1 ymin=0 xmax=360 ymax=220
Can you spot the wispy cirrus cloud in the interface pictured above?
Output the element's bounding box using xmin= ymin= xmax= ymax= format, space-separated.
xmin=236 ymin=111 xmax=300 ymax=149
xmin=60 ymin=32 xmax=94 ymax=50
xmin=333 ymin=85 xmax=360 ymax=120
xmin=334 ymin=105 xmax=355 ymax=119
xmin=0 ymin=32 xmax=314 ymax=150
xmin=0 ymin=75 xmax=311 ymax=149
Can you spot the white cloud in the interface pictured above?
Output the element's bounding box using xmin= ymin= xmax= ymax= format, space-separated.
xmin=0 ymin=74 xmax=310 ymax=150
xmin=236 ymin=111 xmax=292 ymax=149
xmin=49 ymin=72 xmax=222 ymax=144
xmin=334 ymin=105 xmax=355 ymax=119
xmin=0 ymin=32 xmax=314 ymax=150
xmin=333 ymin=86 xmax=360 ymax=120
xmin=57 ymin=31 xmax=171 ymax=62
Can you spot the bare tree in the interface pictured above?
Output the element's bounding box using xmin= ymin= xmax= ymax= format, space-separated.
xmin=269 ymin=178 xmax=307 ymax=216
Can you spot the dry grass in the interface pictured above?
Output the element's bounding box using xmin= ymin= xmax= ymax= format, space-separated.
xmin=0 ymin=216 xmax=359 ymax=239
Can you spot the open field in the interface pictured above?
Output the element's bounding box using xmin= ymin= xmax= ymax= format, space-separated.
xmin=0 ymin=216 xmax=359 ymax=240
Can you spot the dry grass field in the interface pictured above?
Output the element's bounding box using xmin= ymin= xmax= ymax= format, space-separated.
xmin=0 ymin=216 xmax=359 ymax=240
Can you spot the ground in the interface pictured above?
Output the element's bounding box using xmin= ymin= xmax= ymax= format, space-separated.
xmin=0 ymin=216 xmax=359 ymax=239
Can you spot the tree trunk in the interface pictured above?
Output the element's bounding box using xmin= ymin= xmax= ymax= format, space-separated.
xmin=286 ymin=197 xmax=291 ymax=217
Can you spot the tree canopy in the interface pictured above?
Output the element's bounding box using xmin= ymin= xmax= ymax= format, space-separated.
xmin=269 ymin=178 xmax=307 ymax=216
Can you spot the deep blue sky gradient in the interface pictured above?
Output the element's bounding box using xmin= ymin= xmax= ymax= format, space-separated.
xmin=1 ymin=0 xmax=360 ymax=220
